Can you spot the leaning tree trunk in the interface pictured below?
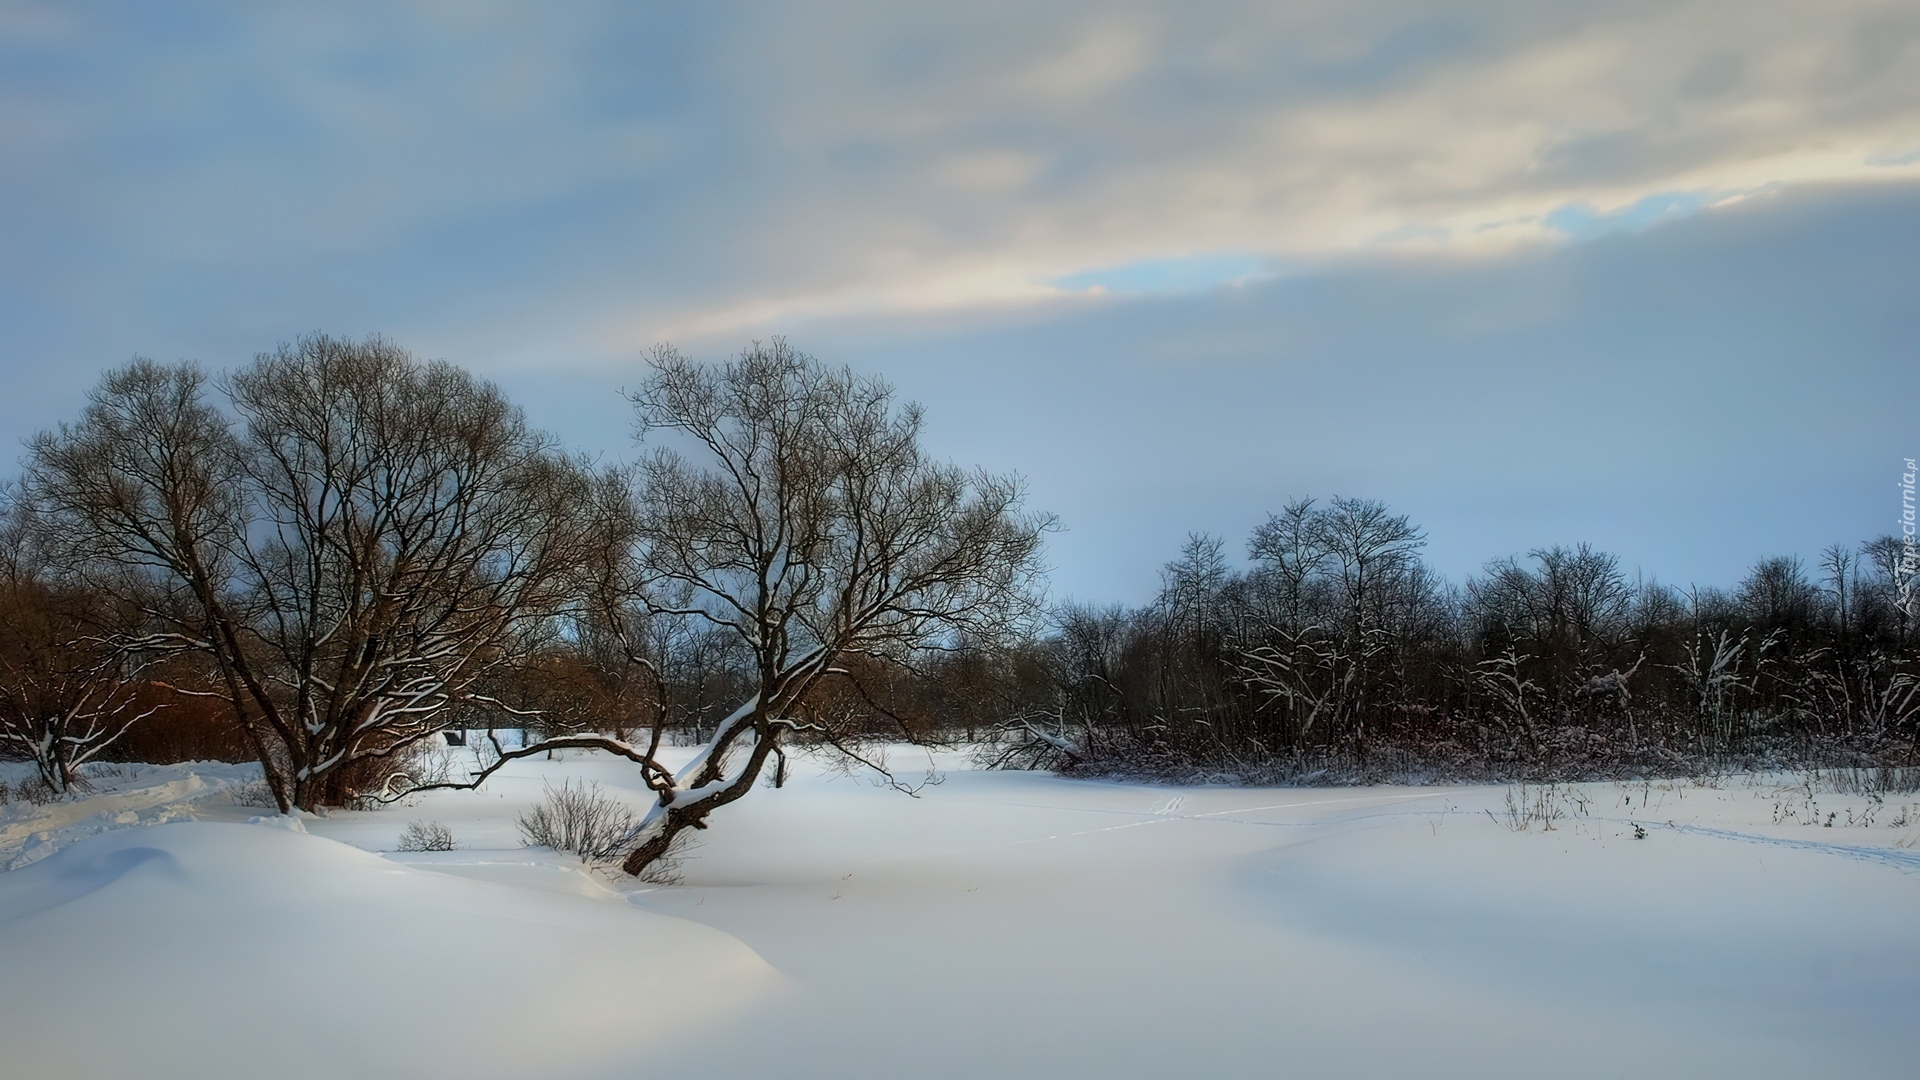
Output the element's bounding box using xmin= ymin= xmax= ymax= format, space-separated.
xmin=620 ymin=706 xmax=783 ymax=876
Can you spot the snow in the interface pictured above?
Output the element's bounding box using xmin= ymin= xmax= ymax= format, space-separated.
xmin=0 ymin=760 xmax=258 ymax=870
xmin=0 ymin=820 xmax=778 ymax=1079
xmin=4 ymin=752 xmax=1918 ymax=1078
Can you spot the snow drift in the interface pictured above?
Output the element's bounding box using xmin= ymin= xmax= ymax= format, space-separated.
xmin=0 ymin=820 xmax=778 ymax=1080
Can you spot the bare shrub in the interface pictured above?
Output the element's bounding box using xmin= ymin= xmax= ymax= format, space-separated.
xmin=516 ymin=780 xmax=640 ymax=862
xmin=228 ymin=778 xmax=280 ymax=808
xmin=9 ymin=776 xmax=61 ymax=804
xmin=466 ymin=735 xmax=502 ymax=775
xmin=1491 ymin=782 xmax=1591 ymax=832
xmin=1801 ymin=765 xmax=1920 ymax=797
xmin=397 ymin=820 xmax=457 ymax=852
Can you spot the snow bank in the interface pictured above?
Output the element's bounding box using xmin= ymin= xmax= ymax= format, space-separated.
xmin=0 ymin=821 xmax=779 ymax=1080
xmin=0 ymin=760 xmax=259 ymax=870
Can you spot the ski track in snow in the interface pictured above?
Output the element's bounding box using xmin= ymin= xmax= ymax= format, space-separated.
xmin=1647 ymin=819 xmax=1920 ymax=873
xmin=957 ymin=785 xmax=1920 ymax=876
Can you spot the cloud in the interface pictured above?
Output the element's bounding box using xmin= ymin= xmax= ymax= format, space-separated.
xmin=1 ymin=6 xmax=1915 ymax=604
xmin=782 ymin=181 xmax=1920 ymax=603
xmin=605 ymin=0 xmax=1920 ymax=340
xmin=2 ymin=1 xmax=1918 ymax=360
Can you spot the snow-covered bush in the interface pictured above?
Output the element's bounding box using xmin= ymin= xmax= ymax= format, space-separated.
xmin=396 ymin=820 xmax=457 ymax=852
xmin=516 ymin=780 xmax=639 ymax=862
xmin=978 ymin=714 xmax=1085 ymax=773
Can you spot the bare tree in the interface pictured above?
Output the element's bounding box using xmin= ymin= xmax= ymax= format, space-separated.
xmin=20 ymin=361 xmax=269 ymax=787
xmin=1159 ymin=534 xmax=1230 ymax=631
xmin=1234 ymin=625 xmax=1369 ymax=746
xmin=1315 ymin=496 xmax=1426 ymax=635
xmin=1247 ymin=497 xmax=1328 ymax=630
xmin=22 ymin=337 xmax=597 ymax=811
xmin=1861 ymin=535 xmax=1915 ymax=641
xmin=1465 ymin=543 xmax=1631 ymax=715
xmin=423 ymin=341 xmax=1051 ymax=876
xmin=609 ymin=342 xmax=1052 ymax=874
xmin=1820 ymin=543 xmax=1856 ymax=638
xmin=1530 ymin=544 xmax=1631 ymax=650
xmin=0 ymin=493 xmax=163 ymax=792
xmin=1474 ymin=647 xmax=1543 ymax=754
xmin=1738 ymin=555 xmax=1819 ymax=634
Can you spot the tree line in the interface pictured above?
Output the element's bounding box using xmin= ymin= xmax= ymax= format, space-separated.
xmin=992 ymin=499 xmax=1919 ymax=781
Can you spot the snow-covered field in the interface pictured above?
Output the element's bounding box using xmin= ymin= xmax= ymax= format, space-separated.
xmin=3 ymin=751 xmax=1917 ymax=1079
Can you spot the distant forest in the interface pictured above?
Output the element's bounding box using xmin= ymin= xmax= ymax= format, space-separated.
xmin=988 ymin=500 xmax=1919 ymax=783
xmin=4 ymin=338 xmax=1917 ymax=807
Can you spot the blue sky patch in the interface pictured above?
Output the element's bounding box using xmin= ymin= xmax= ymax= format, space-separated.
xmin=1545 ymin=191 xmax=1714 ymax=239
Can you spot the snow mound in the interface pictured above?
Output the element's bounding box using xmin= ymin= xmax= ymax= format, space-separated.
xmin=0 ymin=821 xmax=780 ymax=1080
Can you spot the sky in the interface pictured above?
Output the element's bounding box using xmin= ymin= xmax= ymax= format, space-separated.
xmin=1 ymin=1 xmax=1916 ymax=604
